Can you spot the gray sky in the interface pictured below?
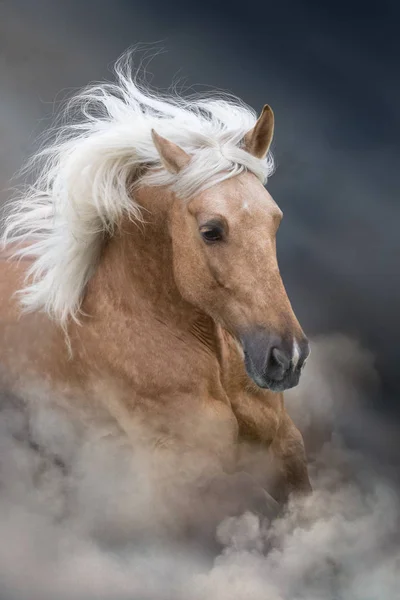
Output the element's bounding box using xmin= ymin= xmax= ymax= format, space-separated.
xmin=1 ymin=0 xmax=399 ymax=417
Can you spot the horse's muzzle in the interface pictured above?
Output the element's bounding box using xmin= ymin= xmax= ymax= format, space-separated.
xmin=240 ymin=329 xmax=310 ymax=392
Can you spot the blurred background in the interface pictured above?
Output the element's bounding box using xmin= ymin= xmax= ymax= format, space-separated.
xmin=1 ymin=1 xmax=399 ymax=422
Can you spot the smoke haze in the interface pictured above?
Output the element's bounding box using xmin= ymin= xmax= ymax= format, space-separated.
xmin=0 ymin=336 xmax=398 ymax=599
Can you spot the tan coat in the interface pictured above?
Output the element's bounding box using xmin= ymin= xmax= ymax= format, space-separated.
xmin=0 ymin=108 xmax=311 ymax=529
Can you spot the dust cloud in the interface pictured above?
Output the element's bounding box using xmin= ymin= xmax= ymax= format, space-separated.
xmin=0 ymin=334 xmax=399 ymax=599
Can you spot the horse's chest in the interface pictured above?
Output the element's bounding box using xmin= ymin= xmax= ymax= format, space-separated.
xmin=88 ymin=373 xmax=238 ymax=472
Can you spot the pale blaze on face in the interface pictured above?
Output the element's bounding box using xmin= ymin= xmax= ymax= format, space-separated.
xmin=170 ymin=171 xmax=309 ymax=392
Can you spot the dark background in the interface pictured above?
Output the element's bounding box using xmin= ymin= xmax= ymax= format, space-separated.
xmin=1 ymin=0 xmax=399 ymax=417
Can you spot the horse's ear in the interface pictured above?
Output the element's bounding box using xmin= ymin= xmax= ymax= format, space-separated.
xmin=151 ymin=129 xmax=191 ymax=174
xmin=243 ymin=105 xmax=275 ymax=159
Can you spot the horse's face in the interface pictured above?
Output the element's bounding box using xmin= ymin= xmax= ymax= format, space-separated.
xmin=169 ymin=172 xmax=309 ymax=392
xmin=152 ymin=106 xmax=309 ymax=392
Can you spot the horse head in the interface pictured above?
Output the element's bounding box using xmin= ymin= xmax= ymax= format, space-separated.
xmin=152 ymin=107 xmax=309 ymax=392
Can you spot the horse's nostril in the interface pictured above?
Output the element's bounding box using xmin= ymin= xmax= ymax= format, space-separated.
xmin=271 ymin=347 xmax=291 ymax=371
xmin=265 ymin=346 xmax=292 ymax=380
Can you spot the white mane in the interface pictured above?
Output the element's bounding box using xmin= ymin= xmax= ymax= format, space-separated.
xmin=3 ymin=51 xmax=275 ymax=327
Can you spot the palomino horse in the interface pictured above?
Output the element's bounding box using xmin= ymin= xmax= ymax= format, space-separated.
xmin=0 ymin=56 xmax=311 ymax=529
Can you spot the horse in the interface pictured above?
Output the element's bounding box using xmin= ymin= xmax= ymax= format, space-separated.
xmin=0 ymin=54 xmax=311 ymax=533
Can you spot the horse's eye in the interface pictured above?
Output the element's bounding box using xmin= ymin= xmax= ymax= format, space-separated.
xmin=200 ymin=224 xmax=224 ymax=243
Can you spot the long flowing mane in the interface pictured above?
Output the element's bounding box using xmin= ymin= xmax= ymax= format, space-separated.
xmin=3 ymin=51 xmax=275 ymax=328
